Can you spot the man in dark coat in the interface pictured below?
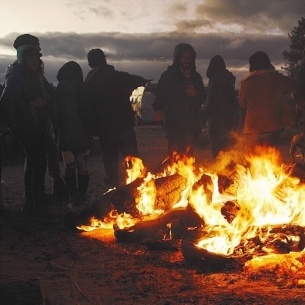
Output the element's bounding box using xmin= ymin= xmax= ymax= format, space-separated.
xmin=85 ymin=49 xmax=149 ymax=189
xmin=12 ymin=34 xmax=68 ymax=200
xmin=153 ymin=43 xmax=205 ymax=156
xmin=205 ymin=55 xmax=236 ymax=158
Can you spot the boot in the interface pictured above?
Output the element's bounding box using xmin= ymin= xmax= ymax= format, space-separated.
xmin=53 ymin=177 xmax=69 ymax=200
xmin=78 ymin=173 xmax=90 ymax=205
xmin=64 ymin=171 xmax=79 ymax=207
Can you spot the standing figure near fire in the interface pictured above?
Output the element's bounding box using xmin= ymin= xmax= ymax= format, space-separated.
xmin=0 ymin=46 xmax=50 ymax=215
xmin=53 ymin=61 xmax=93 ymax=207
xmin=239 ymin=51 xmax=296 ymax=148
xmin=13 ymin=34 xmax=68 ymax=200
xmin=153 ymin=43 xmax=205 ymax=156
xmin=85 ymin=49 xmax=149 ymax=189
xmin=204 ymin=55 xmax=236 ymax=158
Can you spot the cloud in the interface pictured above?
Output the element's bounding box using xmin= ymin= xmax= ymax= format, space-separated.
xmin=0 ymin=28 xmax=297 ymax=87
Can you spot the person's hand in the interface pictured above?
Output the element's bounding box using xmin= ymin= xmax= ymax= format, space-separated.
xmin=155 ymin=110 xmax=163 ymax=122
xmin=185 ymin=85 xmax=197 ymax=97
xmin=31 ymin=97 xmax=47 ymax=107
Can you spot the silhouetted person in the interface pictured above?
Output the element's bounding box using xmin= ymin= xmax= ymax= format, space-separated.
xmin=153 ymin=43 xmax=205 ymax=156
xmin=204 ymin=55 xmax=236 ymax=158
xmin=85 ymin=49 xmax=149 ymax=189
xmin=1 ymin=46 xmax=50 ymax=215
xmin=53 ymin=61 xmax=93 ymax=206
xmin=239 ymin=51 xmax=296 ymax=148
xmin=13 ymin=34 xmax=68 ymax=200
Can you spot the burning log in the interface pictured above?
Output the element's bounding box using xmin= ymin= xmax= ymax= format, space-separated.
xmin=181 ymin=225 xmax=305 ymax=272
xmin=181 ymin=229 xmax=245 ymax=272
xmin=111 ymin=174 xmax=188 ymax=217
xmin=114 ymin=206 xmax=203 ymax=242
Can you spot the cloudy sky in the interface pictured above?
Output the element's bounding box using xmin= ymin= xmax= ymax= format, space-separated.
xmin=0 ymin=0 xmax=304 ymax=88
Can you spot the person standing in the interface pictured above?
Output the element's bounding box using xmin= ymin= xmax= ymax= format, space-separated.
xmin=239 ymin=51 xmax=296 ymax=148
xmin=204 ymin=55 xmax=236 ymax=158
xmin=13 ymin=34 xmax=68 ymax=200
xmin=53 ymin=61 xmax=93 ymax=206
xmin=1 ymin=46 xmax=50 ymax=215
xmin=85 ymin=49 xmax=149 ymax=189
xmin=153 ymin=43 xmax=205 ymax=156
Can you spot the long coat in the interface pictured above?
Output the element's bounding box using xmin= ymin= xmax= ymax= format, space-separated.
xmin=53 ymin=61 xmax=93 ymax=153
xmin=153 ymin=65 xmax=204 ymax=139
xmin=239 ymin=70 xmax=296 ymax=134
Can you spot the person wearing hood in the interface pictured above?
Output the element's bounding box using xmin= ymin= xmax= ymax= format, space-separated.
xmin=85 ymin=48 xmax=149 ymax=189
xmin=12 ymin=34 xmax=68 ymax=201
xmin=153 ymin=43 xmax=205 ymax=156
xmin=239 ymin=51 xmax=296 ymax=148
xmin=53 ymin=61 xmax=93 ymax=207
xmin=204 ymin=55 xmax=236 ymax=158
xmin=0 ymin=45 xmax=50 ymax=215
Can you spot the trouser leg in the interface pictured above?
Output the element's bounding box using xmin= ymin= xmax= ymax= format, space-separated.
xmin=99 ymin=134 xmax=120 ymax=188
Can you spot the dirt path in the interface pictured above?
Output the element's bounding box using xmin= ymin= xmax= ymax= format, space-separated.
xmin=1 ymin=124 xmax=305 ymax=305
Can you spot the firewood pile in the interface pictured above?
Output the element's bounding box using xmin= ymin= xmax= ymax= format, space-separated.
xmin=65 ymin=158 xmax=305 ymax=275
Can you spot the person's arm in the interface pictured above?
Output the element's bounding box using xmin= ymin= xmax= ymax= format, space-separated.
xmin=0 ymin=75 xmax=23 ymax=132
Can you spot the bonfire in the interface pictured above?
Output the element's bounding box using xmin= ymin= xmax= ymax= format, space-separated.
xmin=75 ymin=145 xmax=305 ymax=287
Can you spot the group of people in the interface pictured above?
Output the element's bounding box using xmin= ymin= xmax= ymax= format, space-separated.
xmin=1 ymin=34 xmax=304 ymax=217
xmin=154 ymin=43 xmax=304 ymax=159
xmin=0 ymin=34 xmax=149 ymax=216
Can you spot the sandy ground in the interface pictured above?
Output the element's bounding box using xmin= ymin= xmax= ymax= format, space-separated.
xmin=1 ymin=123 xmax=305 ymax=305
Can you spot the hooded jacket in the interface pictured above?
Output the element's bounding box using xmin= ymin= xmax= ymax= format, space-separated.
xmin=153 ymin=43 xmax=205 ymax=138
xmin=205 ymin=55 xmax=236 ymax=130
xmin=53 ymin=61 xmax=93 ymax=152
xmin=239 ymin=69 xmax=296 ymax=134
xmin=0 ymin=62 xmax=50 ymax=134
xmin=85 ymin=64 xmax=147 ymax=135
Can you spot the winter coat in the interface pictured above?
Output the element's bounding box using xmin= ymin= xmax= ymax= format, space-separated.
xmin=205 ymin=55 xmax=236 ymax=132
xmin=53 ymin=61 xmax=93 ymax=152
xmin=153 ymin=44 xmax=204 ymax=138
xmin=0 ymin=62 xmax=50 ymax=135
xmin=239 ymin=69 xmax=296 ymax=134
xmin=85 ymin=64 xmax=147 ymax=135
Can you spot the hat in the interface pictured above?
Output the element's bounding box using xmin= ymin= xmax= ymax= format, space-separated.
xmin=249 ymin=51 xmax=271 ymax=72
xmin=13 ymin=34 xmax=40 ymax=49
xmin=17 ymin=45 xmax=42 ymax=64
xmin=87 ymin=49 xmax=107 ymax=68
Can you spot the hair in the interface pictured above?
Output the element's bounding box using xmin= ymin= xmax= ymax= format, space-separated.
xmin=249 ymin=51 xmax=271 ymax=72
xmin=87 ymin=49 xmax=107 ymax=68
xmin=17 ymin=45 xmax=44 ymax=75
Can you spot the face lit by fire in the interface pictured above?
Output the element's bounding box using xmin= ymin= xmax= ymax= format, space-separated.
xmin=179 ymin=51 xmax=192 ymax=70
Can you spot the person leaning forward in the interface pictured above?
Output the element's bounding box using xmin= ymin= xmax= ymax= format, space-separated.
xmin=84 ymin=48 xmax=150 ymax=189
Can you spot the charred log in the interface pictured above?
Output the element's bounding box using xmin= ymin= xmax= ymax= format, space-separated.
xmin=193 ymin=174 xmax=213 ymax=203
xmin=181 ymin=229 xmax=244 ymax=272
xmin=181 ymin=225 xmax=305 ymax=272
xmin=221 ymin=201 xmax=240 ymax=223
xmin=114 ymin=207 xmax=204 ymax=242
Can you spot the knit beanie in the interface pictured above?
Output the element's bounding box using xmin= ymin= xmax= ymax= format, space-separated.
xmin=14 ymin=34 xmax=40 ymax=49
